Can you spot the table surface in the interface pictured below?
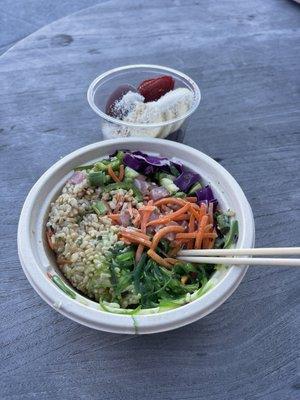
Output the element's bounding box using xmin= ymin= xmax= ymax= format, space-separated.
xmin=0 ymin=0 xmax=102 ymax=55
xmin=1 ymin=0 xmax=299 ymax=399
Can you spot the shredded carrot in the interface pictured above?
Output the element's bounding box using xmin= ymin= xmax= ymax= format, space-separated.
xmin=120 ymin=228 xmax=150 ymax=240
xmin=118 ymin=164 xmax=125 ymax=181
xmin=147 ymin=203 xmax=190 ymax=226
xmin=208 ymin=231 xmax=217 ymax=249
xmin=120 ymin=233 xmax=152 ymax=247
xmin=139 ymin=205 xmax=156 ymax=212
xmin=195 ymin=215 xmax=209 ymax=249
xmin=171 ymin=213 xmax=190 ymax=222
xmin=115 ymin=192 xmax=122 ymax=202
xmin=140 ymin=212 xmax=150 ymax=232
xmin=202 ymin=223 xmax=214 ymax=248
xmin=113 ymin=194 xmax=124 ymax=213
xmin=190 ymin=206 xmax=201 ymax=221
xmin=134 ymin=206 xmax=151 ymax=259
xmin=127 ymin=203 xmax=134 ymax=218
xmin=108 ymin=213 xmax=120 ymax=222
xmin=147 ymin=249 xmax=172 ymax=268
xmin=135 ymin=244 xmax=144 ymax=263
xmin=204 ymin=223 xmax=213 ymax=231
xmin=188 ymin=213 xmax=195 ymax=232
xmin=108 ymin=165 xmax=121 ymax=182
xmin=187 ymin=213 xmax=195 ymax=249
xmin=151 ymin=226 xmax=185 ymax=250
xmin=154 ymin=198 xmax=187 ymax=207
xmin=199 ymin=202 xmax=207 ymax=217
xmin=140 ymin=200 xmax=154 ymax=233
xmin=134 ymin=201 xmax=155 ymax=261
xmin=132 ymin=212 xmax=141 ymax=227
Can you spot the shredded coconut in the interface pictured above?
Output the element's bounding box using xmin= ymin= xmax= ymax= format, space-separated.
xmin=113 ymin=91 xmax=144 ymax=118
xmin=102 ymin=87 xmax=194 ymax=139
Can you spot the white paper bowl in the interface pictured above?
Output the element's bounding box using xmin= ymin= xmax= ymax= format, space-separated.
xmin=18 ymin=138 xmax=255 ymax=334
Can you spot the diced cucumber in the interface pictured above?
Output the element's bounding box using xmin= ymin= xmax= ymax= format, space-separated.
xmin=94 ymin=158 xmax=121 ymax=171
xmin=88 ymin=171 xmax=110 ymax=186
xmin=125 ymin=166 xmax=140 ymax=179
xmin=188 ymin=182 xmax=202 ymax=195
xmin=92 ymin=201 xmax=107 ymax=215
xmin=158 ymin=172 xmax=175 ymax=182
xmin=174 ymin=191 xmax=186 ymax=198
xmin=160 ymin=177 xmax=179 ymax=194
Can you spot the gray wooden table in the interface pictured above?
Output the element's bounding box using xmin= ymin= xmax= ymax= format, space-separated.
xmin=1 ymin=1 xmax=299 ymax=399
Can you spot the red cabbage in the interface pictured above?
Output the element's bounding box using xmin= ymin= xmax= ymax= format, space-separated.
xmin=195 ymin=185 xmax=218 ymax=210
xmin=123 ymin=153 xmax=145 ymax=171
xmin=131 ymin=151 xmax=170 ymax=166
xmin=123 ymin=151 xmax=171 ymax=174
xmin=170 ymin=161 xmax=183 ymax=174
xmin=174 ymin=168 xmax=201 ymax=192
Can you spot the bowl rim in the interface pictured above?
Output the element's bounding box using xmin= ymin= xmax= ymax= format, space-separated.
xmin=18 ymin=138 xmax=255 ymax=334
xmin=86 ymin=64 xmax=201 ymax=128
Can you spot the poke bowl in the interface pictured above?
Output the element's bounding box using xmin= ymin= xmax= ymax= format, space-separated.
xmin=18 ymin=138 xmax=255 ymax=334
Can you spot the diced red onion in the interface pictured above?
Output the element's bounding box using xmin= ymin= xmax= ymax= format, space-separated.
xmin=133 ymin=177 xmax=150 ymax=195
xmin=119 ymin=209 xmax=131 ymax=227
xmin=69 ymin=171 xmax=85 ymax=184
xmin=150 ymin=186 xmax=169 ymax=201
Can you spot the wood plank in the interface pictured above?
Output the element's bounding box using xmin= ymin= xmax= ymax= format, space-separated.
xmin=0 ymin=0 xmax=299 ymax=399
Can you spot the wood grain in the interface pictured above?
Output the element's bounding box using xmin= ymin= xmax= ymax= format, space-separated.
xmin=0 ymin=0 xmax=299 ymax=399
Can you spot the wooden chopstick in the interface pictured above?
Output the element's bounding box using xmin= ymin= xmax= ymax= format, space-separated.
xmin=176 ymin=256 xmax=300 ymax=266
xmin=178 ymin=247 xmax=300 ymax=257
xmin=177 ymin=247 xmax=300 ymax=267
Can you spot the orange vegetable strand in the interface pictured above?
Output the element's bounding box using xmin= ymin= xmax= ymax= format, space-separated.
xmin=187 ymin=213 xmax=195 ymax=249
xmin=108 ymin=165 xmax=121 ymax=183
xmin=147 ymin=203 xmax=190 ymax=227
xmin=120 ymin=232 xmax=152 ymax=247
xmin=154 ymin=198 xmax=187 ymax=207
xmin=151 ymin=226 xmax=185 ymax=251
xmin=118 ymin=164 xmax=125 ymax=181
xmin=195 ymin=215 xmax=209 ymax=249
xmin=147 ymin=249 xmax=172 ymax=268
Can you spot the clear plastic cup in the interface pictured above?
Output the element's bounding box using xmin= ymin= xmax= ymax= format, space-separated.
xmin=87 ymin=64 xmax=201 ymax=142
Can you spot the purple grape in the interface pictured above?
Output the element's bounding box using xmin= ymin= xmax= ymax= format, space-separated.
xmin=105 ymin=84 xmax=136 ymax=118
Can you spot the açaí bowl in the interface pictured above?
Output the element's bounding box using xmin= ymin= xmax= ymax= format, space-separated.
xmin=87 ymin=64 xmax=201 ymax=142
xmin=18 ymin=138 xmax=255 ymax=334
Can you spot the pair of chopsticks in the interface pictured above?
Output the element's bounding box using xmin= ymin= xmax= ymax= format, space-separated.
xmin=177 ymin=247 xmax=300 ymax=266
